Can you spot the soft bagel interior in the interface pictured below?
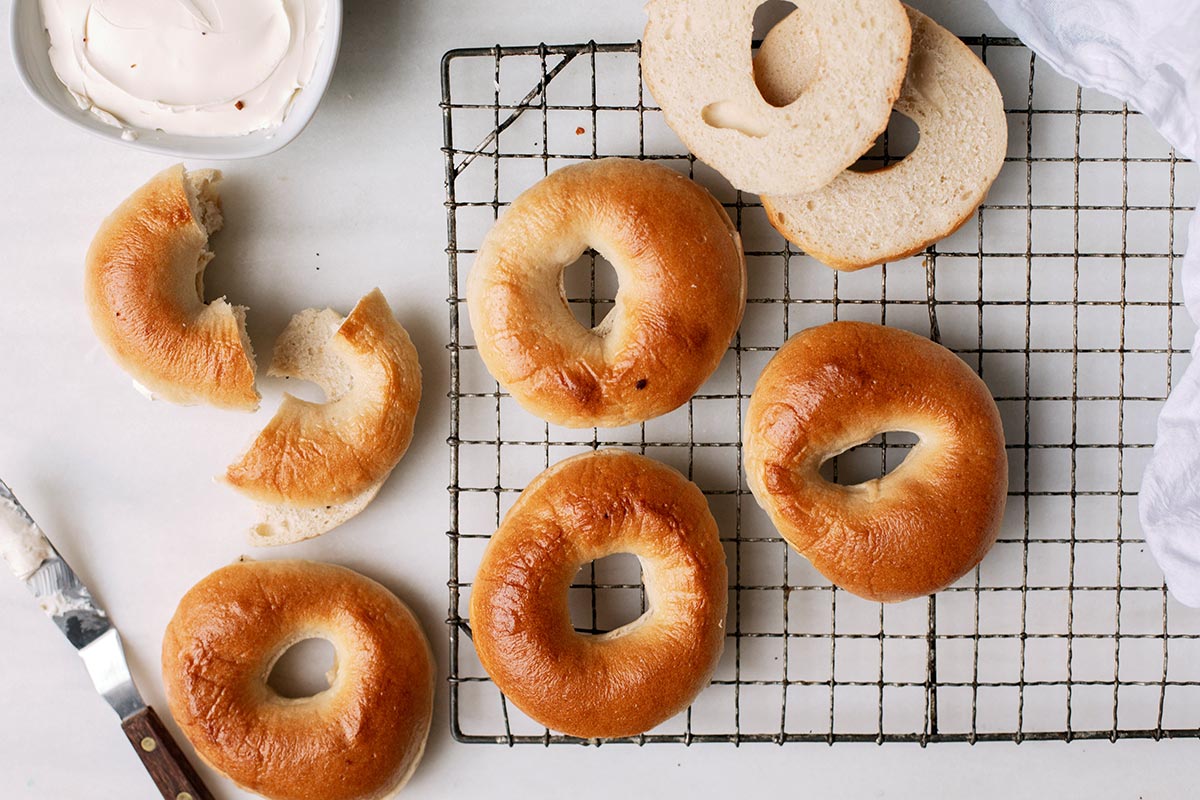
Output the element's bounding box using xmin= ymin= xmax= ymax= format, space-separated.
xmin=248 ymin=478 xmax=386 ymax=548
xmin=755 ymin=4 xmax=1008 ymax=270
xmin=225 ymin=289 xmax=422 ymax=546
xmin=85 ymin=164 xmax=260 ymax=410
xmin=641 ymin=0 xmax=912 ymax=195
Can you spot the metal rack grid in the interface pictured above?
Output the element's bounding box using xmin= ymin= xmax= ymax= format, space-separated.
xmin=442 ymin=37 xmax=1198 ymax=745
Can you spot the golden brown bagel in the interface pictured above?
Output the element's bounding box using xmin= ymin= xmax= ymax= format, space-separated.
xmin=744 ymin=322 xmax=1007 ymax=602
xmin=225 ymin=289 xmax=421 ymax=546
xmin=466 ymin=158 xmax=746 ymax=428
xmin=162 ymin=560 xmax=435 ymax=800
xmin=470 ymin=450 xmax=728 ymax=738
xmin=85 ymin=164 xmax=259 ymax=411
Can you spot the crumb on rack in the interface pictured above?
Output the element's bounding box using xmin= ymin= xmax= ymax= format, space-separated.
xmin=576 ymin=126 xmax=586 ymax=135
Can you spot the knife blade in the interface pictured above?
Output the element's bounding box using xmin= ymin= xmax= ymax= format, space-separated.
xmin=0 ymin=478 xmax=214 ymax=800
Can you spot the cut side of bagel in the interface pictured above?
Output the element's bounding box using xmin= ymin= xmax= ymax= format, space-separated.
xmin=642 ymin=0 xmax=912 ymax=195
xmin=85 ymin=164 xmax=260 ymax=411
xmin=249 ymin=478 xmax=386 ymax=548
xmin=224 ymin=289 xmax=421 ymax=546
xmin=756 ymin=5 xmax=1008 ymax=270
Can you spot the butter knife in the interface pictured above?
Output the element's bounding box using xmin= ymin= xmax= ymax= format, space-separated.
xmin=0 ymin=479 xmax=213 ymax=800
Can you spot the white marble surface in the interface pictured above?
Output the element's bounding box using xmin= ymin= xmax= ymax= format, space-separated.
xmin=0 ymin=1 xmax=1194 ymax=797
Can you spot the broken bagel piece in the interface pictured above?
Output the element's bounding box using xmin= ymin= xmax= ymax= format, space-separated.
xmin=85 ymin=164 xmax=259 ymax=411
xmin=224 ymin=289 xmax=422 ymax=545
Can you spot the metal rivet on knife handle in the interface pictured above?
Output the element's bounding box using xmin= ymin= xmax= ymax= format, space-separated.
xmin=122 ymin=706 xmax=215 ymax=800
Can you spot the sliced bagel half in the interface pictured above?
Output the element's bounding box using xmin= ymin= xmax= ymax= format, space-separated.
xmin=85 ymin=164 xmax=259 ymax=411
xmin=756 ymin=5 xmax=1008 ymax=270
xmin=224 ymin=289 xmax=422 ymax=545
xmin=642 ymin=0 xmax=912 ymax=195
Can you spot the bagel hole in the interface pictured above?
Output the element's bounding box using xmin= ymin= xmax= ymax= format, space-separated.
xmin=847 ymin=112 xmax=920 ymax=173
xmin=561 ymin=250 xmax=619 ymax=333
xmin=820 ymin=431 xmax=920 ymax=485
xmin=275 ymin=377 xmax=332 ymax=404
xmin=750 ymin=1 xmax=817 ymax=108
xmin=699 ymin=2 xmax=806 ymax=135
xmin=268 ymin=638 xmax=337 ymax=699
xmin=753 ymin=0 xmax=799 ymax=44
xmin=569 ymin=553 xmax=646 ymax=635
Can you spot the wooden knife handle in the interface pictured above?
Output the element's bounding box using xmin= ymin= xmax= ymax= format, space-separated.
xmin=121 ymin=706 xmax=216 ymax=800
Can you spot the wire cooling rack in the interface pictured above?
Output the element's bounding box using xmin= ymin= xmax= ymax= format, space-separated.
xmin=442 ymin=38 xmax=1198 ymax=745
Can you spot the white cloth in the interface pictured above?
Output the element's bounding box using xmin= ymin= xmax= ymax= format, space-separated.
xmin=983 ymin=0 xmax=1200 ymax=604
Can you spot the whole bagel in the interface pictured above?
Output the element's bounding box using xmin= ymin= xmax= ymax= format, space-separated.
xmin=162 ymin=560 xmax=435 ymax=800
xmin=744 ymin=322 xmax=1008 ymax=602
xmin=470 ymin=450 xmax=728 ymax=738
xmin=466 ymin=158 xmax=746 ymax=428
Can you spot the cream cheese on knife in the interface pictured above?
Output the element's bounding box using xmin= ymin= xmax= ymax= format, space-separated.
xmin=40 ymin=0 xmax=327 ymax=139
xmin=0 ymin=495 xmax=54 ymax=581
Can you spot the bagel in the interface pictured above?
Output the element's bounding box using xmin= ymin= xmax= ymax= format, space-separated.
xmin=642 ymin=0 xmax=911 ymax=195
xmin=467 ymin=158 xmax=746 ymax=428
xmin=85 ymin=164 xmax=259 ymax=411
xmin=470 ymin=450 xmax=728 ymax=738
xmin=757 ymin=5 xmax=1007 ymax=270
xmin=744 ymin=322 xmax=1007 ymax=602
xmin=162 ymin=559 xmax=435 ymax=800
xmin=224 ymin=289 xmax=421 ymax=545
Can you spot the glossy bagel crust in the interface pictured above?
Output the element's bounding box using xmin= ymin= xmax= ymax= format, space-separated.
xmin=466 ymin=158 xmax=746 ymax=428
xmin=470 ymin=450 xmax=728 ymax=738
xmin=85 ymin=164 xmax=259 ymax=411
xmin=162 ymin=560 xmax=435 ymax=800
xmin=225 ymin=289 xmax=422 ymax=509
xmin=744 ymin=322 xmax=1008 ymax=602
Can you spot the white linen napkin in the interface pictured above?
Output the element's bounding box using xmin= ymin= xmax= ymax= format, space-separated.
xmin=983 ymin=0 xmax=1200 ymax=604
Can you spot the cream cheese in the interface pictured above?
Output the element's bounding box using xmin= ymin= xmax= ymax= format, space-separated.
xmin=0 ymin=496 xmax=54 ymax=581
xmin=40 ymin=0 xmax=328 ymax=138
xmin=38 ymin=590 xmax=96 ymax=617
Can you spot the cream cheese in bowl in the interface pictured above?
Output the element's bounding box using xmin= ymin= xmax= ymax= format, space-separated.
xmin=40 ymin=0 xmax=327 ymax=139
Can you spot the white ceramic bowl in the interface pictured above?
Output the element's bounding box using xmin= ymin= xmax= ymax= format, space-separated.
xmin=9 ymin=0 xmax=343 ymax=160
